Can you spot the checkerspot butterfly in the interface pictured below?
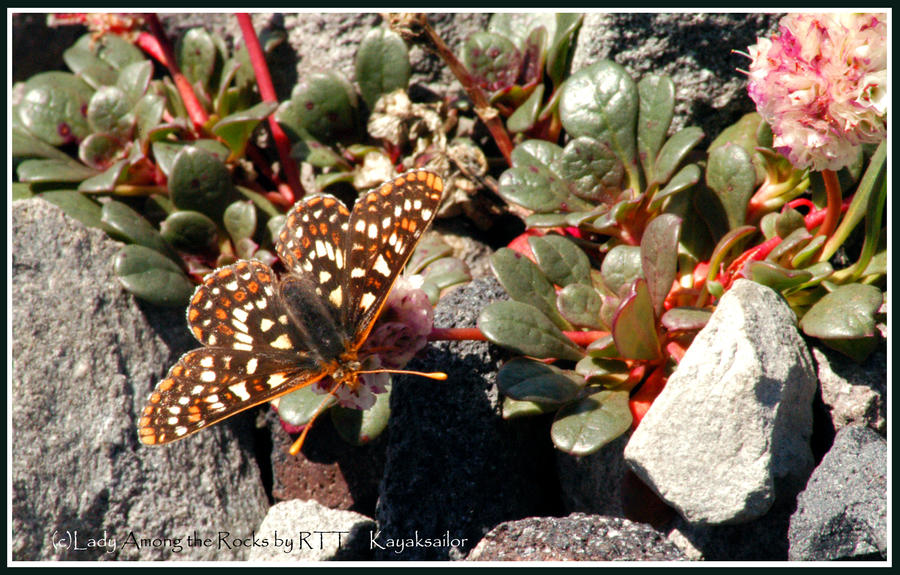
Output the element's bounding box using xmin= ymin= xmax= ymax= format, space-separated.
xmin=139 ymin=170 xmax=445 ymax=453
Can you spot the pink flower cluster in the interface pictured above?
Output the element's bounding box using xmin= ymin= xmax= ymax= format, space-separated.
xmin=746 ymin=13 xmax=887 ymax=171
xmin=313 ymin=276 xmax=435 ymax=410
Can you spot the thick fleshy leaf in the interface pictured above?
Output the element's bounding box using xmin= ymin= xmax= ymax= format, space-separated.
xmin=84 ymin=32 xmax=145 ymax=71
xmin=775 ymin=208 xmax=807 ymax=239
xmin=641 ymin=213 xmax=681 ymax=316
xmin=660 ymin=307 xmax=712 ymax=332
xmin=800 ymin=283 xmax=882 ymax=340
xmin=749 ymin=262 xmax=814 ymax=293
xmin=419 ymin=257 xmax=471 ymax=300
xmin=13 ymin=183 xmax=35 ymax=201
xmin=87 ymin=86 xmax=133 ymax=139
xmin=491 ymin=247 xmax=570 ymax=330
xmin=212 ymin=101 xmax=279 ymax=157
xmin=637 ymin=75 xmax=674 ymax=182
xmin=546 ymin=13 xmax=582 ymax=87
xmin=586 ymin=333 xmax=618 ymax=358
xmin=708 ymin=112 xmax=767 ymax=184
xmin=275 ymin=386 xmax=337 ymax=427
xmin=16 ymin=158 xmax=99 ymax=183
xmin=355 ymin=27 xmax=411 ymax=110
xmin=612 ymin=278 xmax=661 ymax=360
xmin=706 ymin=143 xmax=756 ymax=230
xmin=507 ymin=84 xmax=544 ymax=133
xmin=529 ymin=234 xmax=591 ymax=287
xmin=497 ymin=358 xmax=582 ymax=405
xmin=331 ymin=382 xmax=391 ymax=445
xmin=168 ymin=146 xmax=234 ymax=221
xmin=160 ymin=210 xmax=219 ymax=251
xmin=649 ymin=163 xmax=701 ymax=211
xmin=117 ymin=60 xmax=153 ymax=105
xmin=462 ymin=32 xmax=522 ymax=93
xmin=12 ymin=127 xmax=74 ymax=161
xmin=133 ymin=93 xmax=166 ymax=142
xmin=152 ymin=139 xmax=230 ymax=177
xmin=290 ymin=139 xmax=343 ymax=168
xmin=78 ymin=159 xmax=127 ymax=192
xmin=40 ymin=190 xmax=109 ymax=232
xmin=407 ymin=234 xmax=454 ymax=274
xmin=502 ymin=396 xmax=559 ymax=419
xmin=113 ymin=244 xmax=194 ymax=307
xmin=63 ymin=35 xmax=118 ymax=87
xmin=176 ymin=27 xmax=218 ymax=89
xmin=553 ymin=136 xmax=624 ymax=203
xmin=497 ymin=164 xmax=591 ymax=213
xmin=652 ymin=127 xmax=704 ymax=187
xmin=574 ymin=356 xmax=631 ymax=388
xmin=17 ymin=71 xmax=94 ymax=145
xmin=600 ymin=244 xmax=643 ymax=297
xmin=489 ymin=13 xmax=555 ymax=51
xmin=276 ymin=71 xmax=359 ymax=143
xmin=478 ymin=301 xmax=584 ymax=361
xmin=78 ymin=133 xmax=125 ymax=170
xmin=223 ymin=200 xmax=257 ymax=242
xmin=550 ymin=389 xmax=632 ymax=455
xmin=558 ymin=60 xmax=639 ymax=185
xmin=101 ymin=200 xmax=179 ymax=261
xmin=511 ymin=139 xmax=563 ymax=168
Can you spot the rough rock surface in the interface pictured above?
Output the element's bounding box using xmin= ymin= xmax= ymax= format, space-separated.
xmin=12 ymin=199 xmax=269 ymax=560
xmin=625 ymin=280 xmax=817 ymax=525
xmin=788 ymin=426 xmax=887 ymax=561
xmin=375 ymin=277 xmax=562 ymax=560
xmin=467 ymin=514 xmax=686 ymax=561
xmin=248 ymin=499 xmax=376 ymax=561
xmin=556 ymin=433 xmax=629 ymax=518
xmin=812 ymin=346 xmax=886 ymax=435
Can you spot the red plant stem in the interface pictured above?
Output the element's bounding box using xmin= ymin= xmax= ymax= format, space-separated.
xmin=135 ymin=31 xmax=168 ymax=65
xmin=815 ymin=169 xmax=842 ymax=240
xmin=235 ymin=13 xmax=301 ymax=205
xmin=145 ymin=14 xmax=208 ymax=130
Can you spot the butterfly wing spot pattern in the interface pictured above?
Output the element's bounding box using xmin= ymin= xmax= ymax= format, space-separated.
xmin=138 ymin=170 xmax=444 ymax=447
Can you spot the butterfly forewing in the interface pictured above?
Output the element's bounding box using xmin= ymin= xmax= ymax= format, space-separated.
xmin=138 ymin=348 xmax=327 ymax=445
xmin=344 ymin=171 xmax=444 ymax=345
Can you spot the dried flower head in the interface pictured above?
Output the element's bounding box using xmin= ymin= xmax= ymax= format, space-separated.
xmin=746 ymin=13 xmax=887 ymax=171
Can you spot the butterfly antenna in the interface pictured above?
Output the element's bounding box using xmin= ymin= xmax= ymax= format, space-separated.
xmin=288 ymin=379 xmax=342 ymax=456
xmin=356 ymin=368 xmax=448 ymax=381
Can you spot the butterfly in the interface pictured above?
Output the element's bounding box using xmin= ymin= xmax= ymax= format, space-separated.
xmin=138 ymin=170 xmax=445 ymax=453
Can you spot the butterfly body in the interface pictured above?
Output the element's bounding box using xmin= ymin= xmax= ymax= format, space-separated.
xmin=139 ymin=170 xmax=444 ymax=446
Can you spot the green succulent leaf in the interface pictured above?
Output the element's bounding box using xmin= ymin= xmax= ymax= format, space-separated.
xmin=419 ymin=258 xmax=471 ymax=297
xmin=116 ymin=60 xmax=154 ymax=105
xmin=649 ymin=163 xmax=701 ymax=211
xmin=553 ymin=136 xmax=624 ymax=202
xmin=641 ymin=213 xmax=682 ymax=316
xmin=223 ymin=200 xmax=257 ymax=242
xmin=290 ymin=139 xmax=343 ymax=168
xmin=502 ymin=397 xmax=559 ymax=419
xmin=86 ymin=86 xmax=133 ymax=139
xmin=557 ymin=283 xmax=606 ymax=330
xmin=39 ymin=190 xmax=110 ymax=232
xmin=176 ymin=27 xmax=219 ymax=90
xmin=160 ymin=210 xmax=219 ymax=252
xmin=550 ymin=389 xmax=632 ymax=455
xmin=507 ymin=84 xmax=545 ymax=133
xmin=660 ymin=307 xmax=712 ymax=332
xmin=16 ymin=158 xmax=99 ymax=183
xmin=497 ymin=358 xmax=582 ymax=405
xmin=101 ymin=200 xmax=179 ymax=259
xmin=212 ymin=101 xmax=279 ymax=157
xmin=652 ymin=127 xmax=704 ymax=187
xmin=355 ymin=27 xmax=411 ymax=110
xmin=63 ymin=36 xmax=118 ymax=88
xmin=600 ymin=244 xmax=643 ymax=297
xmin=489 ymin=13 xmax=556 ymax=52
xmin=708 ymin=112 xmax=767 ymax=185
xmin=407 ymin=234 xmax=454 ymax=274
xmin=511 ymin=139 xmax=564 ymax=169
xmin=113 ymin=244 xmax=194 ymax=307
xmin=78 ymin=159 xmax=127 ymax=192
xmin=276 ymin=386 xmax=336 ymax=427
xmin=612 ymin=278 xmax=661 ymax=361
xmin=331 ymin=383 xmax=391 ymax=445
xmin=168 ymin=146 xmax=234 ymax=221
xmin=498 ymin=164 xmax=591 ymax=213
xmin=491 ymin=247 xmax=571 ymax=330
xmin=85 ymin=32 xmax=145 ymax=71
xmin=277 ymin=71 xmax=359 ymax=143
xmin=12 ymin=127 xmax=75 ymax=162
xmin=133 ymin=93 xmax=166 ymax=142
xmin=558 ymin=60 xmax=639 ymax=187
xmin=478 ymin=301 xmax=584 ymax=361
xmin=546 ymin=13 xmax=582 ymax=87
xmin=462 ymin=32 xmax=522 ymax=93
xmin=529 ymin=234 xmax=591 ymax=287
xmin=800 ymin=283 xmax=882 ymax=341
xmin=706 ymin=143 xmax=756 ymax=230
xmin=637 ymin=75 xmax=675 ymax=183
xmin=17 ymin=71 xmax=94 ymax=145
xmin=78 ymin=133 xmax=125 ymax=170
xmin=575 ymin=356 xmax=632 ymax=388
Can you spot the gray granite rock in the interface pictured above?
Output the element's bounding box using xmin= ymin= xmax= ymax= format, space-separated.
xmin=467 ymin=514 xmax=686 ymax=561
xmin=571 ymin=13 xmax=782 ymax=138
xmin=625 ymin=280 xmax=817 ymax=525
xmin=788 ymin=425 xmax=887 ymax=561
xmin=375 ymin=277 xmax=561 ymax=560
xmin=812 ymin=346 xmax=886 ymax=435
xmin=248 ymin=499 xmax=376 ymax=561
xmin=556 ymin=432 xmax=629 ymax=518
xmin=12 ymin=199 xmax=268 ymax=560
